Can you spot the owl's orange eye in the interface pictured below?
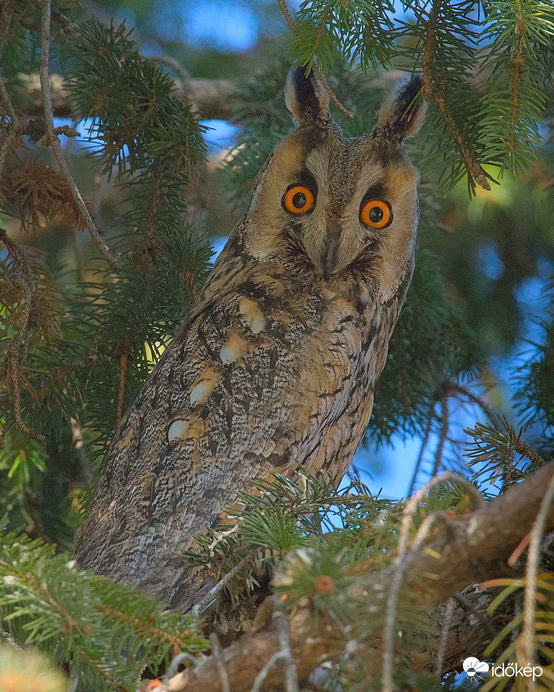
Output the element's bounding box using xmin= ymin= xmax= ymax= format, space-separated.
xmin=282 ymin=185 xmax=315 ymax=215
xmin=360 ymin=199 xmax=392 ymax=229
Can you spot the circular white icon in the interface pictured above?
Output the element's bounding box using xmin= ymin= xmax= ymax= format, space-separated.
xmin=463 ymin=657 xmax=490 ymax=677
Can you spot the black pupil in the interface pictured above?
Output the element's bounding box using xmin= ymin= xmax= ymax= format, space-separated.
xmin=369 ymin=205 xmax=384 ymax=223
xmin=292 ymin=192 xmax=307 ymax=208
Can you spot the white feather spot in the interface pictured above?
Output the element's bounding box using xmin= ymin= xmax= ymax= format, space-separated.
xmin=190 ymin=382 xmax=209 ymax=406
xmin=249 ymin=315 xmax=266 ymax=334
xmin=188 ymin=367 xmax=220 ymax=406
xmin=220 ymin=345 xmax=235 ymax=363
xmin=219 ymin=331 xmax=246 ymax=364
xmin=167 ymin=418 xmax=188 ymax=442
xmin=239 ymin=297 xmax=266 ymax=334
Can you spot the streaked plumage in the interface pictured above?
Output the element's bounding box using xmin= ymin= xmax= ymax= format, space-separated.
xmin=76 ymin=67 xmax=427 ymax=607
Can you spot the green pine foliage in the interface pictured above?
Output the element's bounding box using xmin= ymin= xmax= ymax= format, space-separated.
xmin=479 ymin=0 xmax=554 ymax=175
xmin=0 ymin=534 xmax=206 ymax=690
xmin=370 ymin=249 xmax=484 ymax=443
xmin=292 ymin=0 xmax=396 ymax=71
xmin=1 ymin=14 xmax=212 ymax=493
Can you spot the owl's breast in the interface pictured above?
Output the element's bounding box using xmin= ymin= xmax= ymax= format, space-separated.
xmin=292 ymin=281 xmax=398 ymax=484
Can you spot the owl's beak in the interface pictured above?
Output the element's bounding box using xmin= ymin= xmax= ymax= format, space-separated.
xmin=321 ymin=228 xmax=340 ymax=280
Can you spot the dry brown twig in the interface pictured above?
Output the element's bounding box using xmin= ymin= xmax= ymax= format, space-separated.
xmin=407 ymin=400 xmax=435 ymax=496
xmin=382 ymin=470 xmax=484 ymax=691
xmin=209 ymin=634 xmax=231 ymax=692
xmin=432 ymin=393 xmax=450 ymax=476
xmin=435 ymin=597 xmax=455 ymax=678
xmin=250 ymin=602 xmax=299 ymax=692
xmin=520 ymin=471 xmax=554 ymax=689
xmin=38 ymin=0 xmax=120 ymax=273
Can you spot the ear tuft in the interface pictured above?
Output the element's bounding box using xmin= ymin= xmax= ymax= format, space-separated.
xmin=285 ymin=63 xmax=330 ymax=127
xmin=376 ymin=74 xmax=427 ymax=141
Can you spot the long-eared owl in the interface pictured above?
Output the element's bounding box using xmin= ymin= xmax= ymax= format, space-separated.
xmin=76 ymin=66 xmax=427 ymax=607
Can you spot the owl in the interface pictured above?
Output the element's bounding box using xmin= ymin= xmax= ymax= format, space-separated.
xmin=75 ymin=66 xmax=427 ymax=608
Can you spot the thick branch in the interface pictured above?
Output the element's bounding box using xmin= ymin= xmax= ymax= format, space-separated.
xmin=21 ymin=72 xmax=240 ymax=121
xmin=180 ymin=463 xmax=554 ymax=691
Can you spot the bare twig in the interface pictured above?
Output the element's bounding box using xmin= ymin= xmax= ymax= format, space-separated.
xmin=432 ymin=395 xmax=450 ymax=476
xmin=251 ymin=606 xmax=299 ymax=692
xmin=382 ymin=472 xmax=484 ymax=691
xmin=408 ymin=401 xmax=435 ymax=496
xmin=275 ymin=602 xmax=299 ymax=692
xmin=252 ymin=651 xmax=286 ymax=692
xmin=434 ymin=597 xmax=455 ymax=678
xmin=520 ymin=471 xmax=554 ymax=689
xmin=382 ymin=512 xmax=445 ymax=691
xmin=38 ymin=0 xmax=120 ymax=273
xmin=446 ymin=381 xmax=497 ymax=424
xmin=399 ymin=472 xmax=484 ymax=563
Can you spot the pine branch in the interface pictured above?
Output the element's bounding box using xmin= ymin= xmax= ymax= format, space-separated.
xmin=479 ymin=0 xmax=554 ymax=173
xmin=420 ymin=0 xmax=493 ymax=191
xmin=173 ymin=465 xmax=554 ymax=691
xmin=0 ymin=536 xmax=207 ymax=690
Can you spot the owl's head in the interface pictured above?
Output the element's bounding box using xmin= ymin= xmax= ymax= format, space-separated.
xmin=244 ymin=66 xmax=427 ymax=298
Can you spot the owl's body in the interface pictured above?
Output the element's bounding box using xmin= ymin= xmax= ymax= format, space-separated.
xmin=76 ymin=68 xmax=426 ymax=607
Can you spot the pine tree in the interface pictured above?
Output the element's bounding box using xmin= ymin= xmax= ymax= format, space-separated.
xmin=0 ymin=0 xmax=553 ymax=689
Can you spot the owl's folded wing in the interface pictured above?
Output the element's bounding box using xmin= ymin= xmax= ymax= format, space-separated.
xmin=75 ymin=252 xmax=363 ymax=605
